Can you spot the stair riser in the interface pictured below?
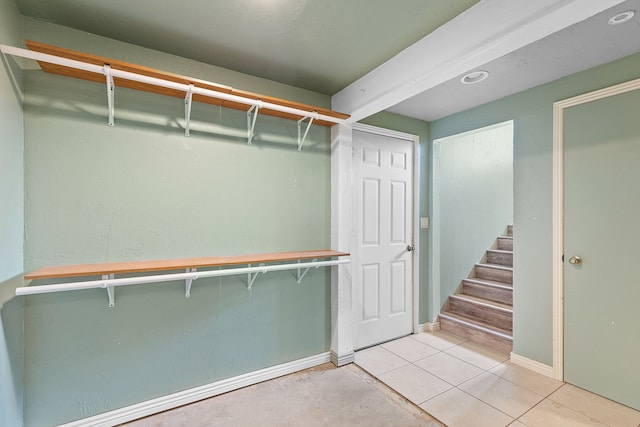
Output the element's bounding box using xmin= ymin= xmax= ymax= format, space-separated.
xmin=475 ymin=265 xmax=513 ymax=284
xmin=449 ymin=299 xmax=512 ymax=331
xmin=497 ymin=238 xmax=513 ymax=251
xmin=439 ymin=316 xmax=512 ymax=354
xmin=487 ymin=252 xmax=513 ymax=266
xmin=507 ymin=225 xmax=513 ymax=237
xmin=462 ymin=282 xmax=513 ymax=305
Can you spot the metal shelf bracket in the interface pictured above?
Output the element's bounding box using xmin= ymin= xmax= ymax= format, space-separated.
xmin=104 ymin=65 xmax=115 ymax=127
xmin=247 ymin=263 xmax=267 ymax=290
xmin=297 ymin=116 xmax=314 ymax=151
xmin=297 ymin=258 xmax=318 ymax=283
xmin=184 ymin=83 xmax=194 ymax=136
xmin=247 ymin=105 xmax=259 ymax=144
xmin=103 ymin=273 xmax=115 ymax=307
xmin=185 ymin=268 xmax=197 ymax=298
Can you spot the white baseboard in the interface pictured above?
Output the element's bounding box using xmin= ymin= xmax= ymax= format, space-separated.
xmin=418 ymin=322 xmax=440 ymax=332
xmin=510 ymin=352 xmax=555 ymax=378
xmin=59 ymin=352 xmax=332 ymax=427
xmin=330 ymin=350 xmax=355 ymax=367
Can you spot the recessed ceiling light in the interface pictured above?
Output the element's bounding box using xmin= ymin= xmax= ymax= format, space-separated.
xmin=460 ymin=70 xmax=489 ymax=85
xmin=608 ymin=10 xmax=635 ymax=25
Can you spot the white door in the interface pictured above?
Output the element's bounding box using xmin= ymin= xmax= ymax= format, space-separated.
xmin=353 ymin=129 xmax=414 ymax=350
xmin=563 ymin=87 xmax=640 ymax=410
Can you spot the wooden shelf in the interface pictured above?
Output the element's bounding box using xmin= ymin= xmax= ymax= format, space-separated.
xmin=25 ymin=250 xmax=350 ymax=280
xmin=24 ymin=40 xmax=350 ymax=127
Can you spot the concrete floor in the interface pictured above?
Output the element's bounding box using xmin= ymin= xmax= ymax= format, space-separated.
xmin=123 ymin=363 xmax=442 ymax=427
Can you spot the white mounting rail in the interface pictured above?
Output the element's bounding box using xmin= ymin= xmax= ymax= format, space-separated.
xmin=0 ymin=45 xmax=347 ymax=140
xmin=16 ymin=258 xmax=350 ymax=307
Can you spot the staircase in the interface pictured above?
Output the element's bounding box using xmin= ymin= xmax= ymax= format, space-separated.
xmin=439 ymin=226 xmax=513 ymax=354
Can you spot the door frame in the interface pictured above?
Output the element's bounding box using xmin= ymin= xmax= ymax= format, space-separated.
xmin=351 ymin=123 xmax=421 ymax=339
xmin=552 ymin=77 xmax=640 ymax=381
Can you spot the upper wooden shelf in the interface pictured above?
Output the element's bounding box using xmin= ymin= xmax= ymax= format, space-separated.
xmin=25 ymin=250 xmax=350 ymax=280
xmin=24 ymin=40 xmax=350 ymax=127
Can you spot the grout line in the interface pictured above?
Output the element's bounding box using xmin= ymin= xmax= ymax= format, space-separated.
xmin=454 ymin=387 xmax=517 ymax=423
xmin=489 ymin=362 xmax=565 ymax=398
xmin=348 ymin=363 xmax=447 ymax=427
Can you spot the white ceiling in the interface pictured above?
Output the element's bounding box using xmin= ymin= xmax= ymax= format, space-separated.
xmin=12 ymin=0 xmax=640 ymax=122
xmin=387 ymin=0 xmax=640 ymax=121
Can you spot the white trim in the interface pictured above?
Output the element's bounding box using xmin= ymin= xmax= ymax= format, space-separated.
xmin=417 ymin=322 xmax=440 ymax=333
xmin=352 ymin=122 xmax=417 ymax=142
xmin=330 ymin=124 xmax=355 ymax=366
xmin=510 ymin=352 xmax=555 ymax=378
xmin=412 ymin=132 xmax=421 ymax=334
xmin=552 ymin=77 xmax=640 ymax=382
xmin=351 ymin=123 xmax=421 ymax=338
xmin=58 ymin=352 xmax=331 ymax=427
xmin=330 ymin=350 xmax=355 ymax=367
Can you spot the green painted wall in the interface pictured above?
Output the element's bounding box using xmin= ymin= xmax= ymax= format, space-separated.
xmin=22 ymin=21 xmax=332 ymax=426
xmin=432 ymin=122 xmax=513 ymax=311
xmin=1 ymin=276 xmax=25 ymax=427
xmin=361 ymin=111 xmax=431 ymax=323
xmin=0 ymin=0 xmax=25 ymax=425
xmin=430 ymin=52 xmax=640 ymax=366
xmin=0 ymin=0 xmax=24 ymax=282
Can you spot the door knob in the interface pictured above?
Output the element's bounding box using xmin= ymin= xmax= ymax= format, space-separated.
xmin=568 ymin=256 xmax=582 ymax=266
xmin=407 ymin=244 xmax=415 ymax=252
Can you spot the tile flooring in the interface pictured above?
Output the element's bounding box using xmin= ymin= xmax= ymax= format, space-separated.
xmin=355 ymin=331 xmax=640 ymax=427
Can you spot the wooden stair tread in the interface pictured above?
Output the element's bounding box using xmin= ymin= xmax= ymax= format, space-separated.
xmin=487 ymin=249 xmax=513 ymax=255
xmin=450 ymin=294 xmax=513 ymax=311
xmin=439 ymin=311 xmax=513 ymax=340
xmin=463 ymin=277 xmax=513 ymax=289
xmin=475 ymin=263 xmax=513 ymax=271
xmin=25 ymin=250 xmax=350 ymax=280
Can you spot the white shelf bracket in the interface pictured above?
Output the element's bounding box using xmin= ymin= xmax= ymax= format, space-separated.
xmin=184 ymin=83 xmax=194 ymax=136
xmin=247 ymin=263 xmax=267 ymax=290
xmin=247 ymin=105 xmax=259 ymax=145
xmin=297 ymin=116 xmax=314 ymax=151
xmin=104 ymin=65 xmax=115 ymax=127
xmin=297 ymin=258 xmax=318 ymax=284
xmin=185 ymin=268 xmax=197 ymax=298
xmin=103 ymin=274 xmax=115 ymax=307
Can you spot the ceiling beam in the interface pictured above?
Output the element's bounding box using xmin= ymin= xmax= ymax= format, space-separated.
xmin=332 ymin=0 xmax=626 ymax=122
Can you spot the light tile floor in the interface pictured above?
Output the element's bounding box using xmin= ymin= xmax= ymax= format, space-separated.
xmin=355 ymin=331 xmax=640 ymax=427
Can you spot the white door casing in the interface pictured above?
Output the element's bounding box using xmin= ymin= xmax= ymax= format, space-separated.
xmin=352 ymin=124 xmax=417 ymax=350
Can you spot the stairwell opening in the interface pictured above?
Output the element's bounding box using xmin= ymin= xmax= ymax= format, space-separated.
xmin=429 ymin=120 xmax=514 ymax=351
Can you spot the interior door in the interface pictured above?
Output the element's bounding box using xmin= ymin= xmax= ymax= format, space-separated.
xmin=564 ymin=87 xmax=640 ymax=411
xmin=353 ymin=129 xmax=414 ymax=350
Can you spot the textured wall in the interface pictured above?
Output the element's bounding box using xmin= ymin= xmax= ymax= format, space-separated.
xmin=0 ymin=0 xmax=24 ymax=425
xmin=22 ymin=21 xmax=332 ymax=426
xmin=430 ymin=52 xmax=640 ymax=366
xmin=0 ymin=281 xmax=25 ymax=427
xmin=0 ymin=0 xmax=24 ymax=282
